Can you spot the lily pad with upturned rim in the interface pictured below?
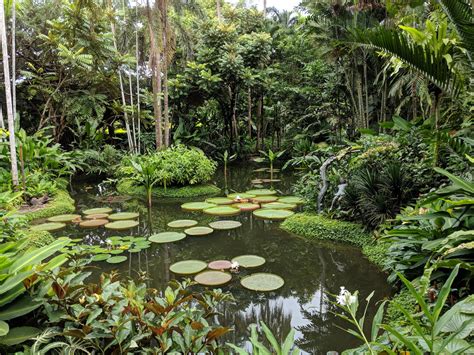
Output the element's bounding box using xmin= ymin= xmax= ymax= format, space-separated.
xmin=84 ymin=213 xmax=109 ymax=220
xmin=231 ymin=255 xmax=266 ymax=268
xmin=208 ymin=260 xmax=233 ymax=270
xmin=233 ymin=203 xmax=260 ymax=212
xmin=246 ymin=189 xmax=277 ymax=196
xmin=184 ymin=226 xmax=214 ymax=236
xmin=261 ymin=202 xmax=297 ymax=210
xmin=79 ymin=219 xmax=109 ymax=228
xmin=105 ymin=220 xmax=139 ymax=230
xmin=208 ymin=220 xmax=242 ymax=230
xmin=149 ymin=232 xmax=186 ymax=243
xmin=277 ymin=196 xmax=304 ymax=205
xmin=170 ymin=260 xmax=207 ymax=275
xmin=83 ymin=207 xmax=113 ymax=215
xmin=205 ymin=197 xmax=235 ymax=205
xmin=203 ymin=206 xmax=240 ymax=216
xmin=252 ymin=196 xmax=279 ymax=203
xmin=253 ymin=209 xmax=294 ymax=220
xmin=181 ymin=202 xmax=217 ymax=211
xmin=47 ymin=214 xmax=81 ymax=223
xmin=194 ymin=271 xmax=232 ymax=286
xmin=227 ymin=193 xmax=256 ymax=200
xmin=167 ymin=219 xmax=198 ymax=228
xmin=240 ymin=273 xmax=284 ymax=291
xmin=106 ymin=256 xmax=128 ymax=264
xmin=30 ymin=222 xmax=66 ymax=232
xmin=108 ymin=212 xmax=139 ymax=221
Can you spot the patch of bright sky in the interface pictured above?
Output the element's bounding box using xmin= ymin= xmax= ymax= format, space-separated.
xmin=229 ymin=0 xmax=301 ymax=11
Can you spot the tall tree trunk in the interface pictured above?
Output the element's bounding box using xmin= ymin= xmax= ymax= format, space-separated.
xmin=135 ymin=2 xmax=141 ymax=154
xmin=216 ymin=0 xmax=222 ymax=21
xmin=247 ymin=87 xmax=252 ymax=138
xmin=11 ymin=0 xmax=16 ymax=121
xmin=0 ymin=0 xmax=19 ymax=186
xmin=362 ymin=50 xmax=369 ymax=128
xmin=263 ymin=0 xmax=267 ymax=16
xmin=161 ymin=0 xmax=170 ymax=147
xmin=128 ymin=72 xmax=137 ymax=153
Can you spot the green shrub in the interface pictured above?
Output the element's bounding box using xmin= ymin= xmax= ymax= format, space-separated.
xmin=76 ymin=145 xmax=122 ymax=176
xmin=384 ymin=288 xmax=418 ymax=327
xmin=116 ymin=179 xmax=220 ymax=198
xmin=362 ymin=241 xmax=390 ymax=269
xmin=16 ymin=230 xmax=55 ymax=248
xmin=281 ymin=213 xmax=371 ymax=247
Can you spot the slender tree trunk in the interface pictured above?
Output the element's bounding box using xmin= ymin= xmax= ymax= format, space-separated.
xmin=363 ymin=50 xmax=369 ymax=128
xmin=11 ymin=0 xmax=16 ymax=121
xmin=135 ymin=3 xmax=141 ymax=154
xmin=0 ymin=0 xmax=19 ymax=186
xmin=216 ymin=0 xmax=222 ymax=21
xmin=162 ymin=0 xmax=170 ymax=147
xmin=0 ymin=106 xmax=4 ymax=129
xmin=247 ymin=87 xmax=252 ymax=138
xmin=263 ymin=0 xmax=267 ymax=16
xmin=432 ymin=94 xmax=443 ymax=167
xmin=128 ymin=72 xmax=137 ymax=153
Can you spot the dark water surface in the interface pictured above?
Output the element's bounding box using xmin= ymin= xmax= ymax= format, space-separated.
xmin=62 ymin=164 xmax=391 ymax=354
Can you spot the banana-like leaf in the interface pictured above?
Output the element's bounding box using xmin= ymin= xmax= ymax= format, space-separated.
xmin=0 ymin=296 xmax=41 ymax=321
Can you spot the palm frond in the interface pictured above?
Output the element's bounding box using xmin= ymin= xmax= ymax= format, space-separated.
xmin=349 ymin=27 xmax=462 ymax=97
xmin=438 ymin=0 xmax=474 ymax=65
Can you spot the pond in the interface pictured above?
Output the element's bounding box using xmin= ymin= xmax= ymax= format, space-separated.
xmin=60 ymin=164 xmax=391 ymax=354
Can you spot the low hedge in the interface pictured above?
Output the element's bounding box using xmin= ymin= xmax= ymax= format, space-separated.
xmin=117 ymin=179 xmax=221 ymax=198
xmin=20 ymin=189 xmax=75 ymax=221
xmin=281 ymin=213 xmax=371 ymax=247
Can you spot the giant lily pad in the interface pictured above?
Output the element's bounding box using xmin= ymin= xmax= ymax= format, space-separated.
xmin=84 ymin=213 xmax=109 ymax=220
xmin=184 ymin=226 xmax=214 ymax=236
xmin=253 ymin=209 xmax=294 ymax=220
xmin=208 ymin=260 xmax=232 ymax=270
xmin=167 ymin=219 xmax=198 ymax=228
xmin=83 ymin=207 xmax=113 ymax=215
xmin=233 ymin=203 xmax=260 ymax=212
xmin=108 ymin=212 xmax=139 ymax=221
xmin=205 ymin=197 xmax=234 ymax=205
xmin=47 ymin=214 xmax=81 ymax=223
xmin=232 ymin=255 xmax=266 ymax=268
xmin=170 ymin=260 xmax=207 ymax=275
xmin=278 ymin=196 xmax=304 ymax=205
xmin=240 ymin=273 xmax=284 ymax=291
xmin=149 ymin=232 xmax=186 ymax=243
xmin=105 ymin=220 xmax=139 ymax=230
xmin=79 ymin=219 xmax=108 ymax=228
xmin=261 ymin=202 xmax=297 ymax=210
xmin=246 ymin=189 xmax=277 ymax=196
xmin=194 ymin=271 xmax=232 ymax=286
xmin=106 ymin=256 xmax=127 ymax=264
xmin=203 ymin=206 xmax=240 ymax=216
xmin=92 ymin=253 xmax=111 ymax=262
xmin=181 ymin=202 xmax=217 ymax=211
xmin=227 ymin=193 xmax=256 ymax=200
xmin=30 ymin=222 xmax=66 ymax=232
xmin=252 ymin=196 xmax=278 ymax=203
xmin=209 ymin=220 xmax=242 ymax=230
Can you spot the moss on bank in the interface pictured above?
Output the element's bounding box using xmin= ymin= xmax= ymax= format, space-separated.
xmin=281 ymin=213 xmax=371 ymax=247
xmin=362 ymin=241 xmax=390 ymax=269
xmin=20 ymin=190 xmax=75 ymax=221
xmin=117 ymin=179 xmax=220 ymax=199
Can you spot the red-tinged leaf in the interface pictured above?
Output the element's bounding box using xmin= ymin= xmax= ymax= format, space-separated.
xmin=206 ymin=327 xmax=231 ymax=342
xmin=52 ymin=282 xmax=66 ymax=299
xmin=64 ymin=329 xmax=86 ymax=338
xmin=191 ymin=321 xmax=204 ymax=330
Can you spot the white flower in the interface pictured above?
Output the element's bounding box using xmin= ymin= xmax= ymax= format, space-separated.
xmin=106 ymin=239 xmax=112 ymax=245
xmin=231 ymin=261 xmax=239 ymax=269
xmin=336 ymin=286 xmax=356 ymax=306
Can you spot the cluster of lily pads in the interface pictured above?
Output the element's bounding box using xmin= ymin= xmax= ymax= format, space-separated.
xmin=169 ymin=255 xmax=285 ymax=292
xmin=30 ymin=208 xmax=140 ymax=232
xmin=180 ymin=189 xmax=304 ymax=220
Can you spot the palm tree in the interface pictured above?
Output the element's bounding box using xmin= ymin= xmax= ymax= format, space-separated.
xmin=0 ymin=0 xmax=19 ymax=187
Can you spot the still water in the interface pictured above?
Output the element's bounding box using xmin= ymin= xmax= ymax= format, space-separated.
xmin=63 ymin=164 xmax=391 ymax=354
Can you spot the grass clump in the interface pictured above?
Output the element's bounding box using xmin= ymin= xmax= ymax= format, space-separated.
xmin=117 ymin=179 xmax=220 ymax=198
xmin=281 ymin=213 xmax=371 ymax=247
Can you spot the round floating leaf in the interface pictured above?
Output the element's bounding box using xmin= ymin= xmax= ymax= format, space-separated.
xmin=252 ymin=196 xmax=278 ymax=203
xmin=194 ymin=271 xmax=232 ymax=286
xmin=233 ymin=203 xmax=260 ymax=212
xmin=261 ymin=202 xmax=297 ymax=210
xmin=208 ymin=260 xmax=232 ymax=270
xmin=209 ymin=220 xmax=242 ymax=230
xmin=170 ymin=260 xmax=207 ymax=275
xmin=47 ymin=214 xmax=81 ymax=223
xmin=0 ymin=321 xmax=8 ymax=336
xmin=106 ymin=256 xmax=127 ymax=264
xmin=128 ymin=248 xmax=141 ymax=253
xmin=83 ymin=207 xmax=113 ymax=215
xmin=108 ymin=212 xmax=139 ymax=221
xmin=109 ymin=249 xmax=124 ymax=254
xmin=184 ymin=226 xmax=214 ymax=236
xmin=79 ymin=219 xmax=108 ymax=228
xmin=203 ymin=206 xmax=240 ymax=216
xmin=149 ymin=232 xmax=186 ymax=243
xmin=260 ymin=179 xmax=281 ymax=183
xmin=167 ymin=219 xmax=198 ymax=228
xmin=84 ymin=213 xmax=109 ymax=220
xmin=278 ymin=196 xmax=304 ymax=205
xmin=253 ymin=209 xmax=294 ymax=220
xmin=30 ymin=222 xmax=66 ymax=232
xmin=246 ymin=189 xmax=277 ymax=196
xmin=205 ymin=197 xmax=234 ymax=205
xmin=232 ymin=255 xmax=266 ymax=268
xmin=181 ymin=202 xmax=217 ymax=211
xmin=92 ymin=254 xmax=111 ymax=262
xmin=227 ymin=193 xmax=256 ymax=199
xmin=240 ymin=273 xmax=284 ymax=291
xmin=105 ymin=220 xmax=139 ymax=230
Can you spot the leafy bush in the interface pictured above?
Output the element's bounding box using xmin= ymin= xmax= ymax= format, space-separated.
xmin=117 ymin=179 xmax=220 ymax=199
xmin=118 ymin=145 xmax=217 ymax=188
xmin=281 ymin=213 xmax=371 ymax=247
xmin=75 ymin=145 xmax=122 ymax=176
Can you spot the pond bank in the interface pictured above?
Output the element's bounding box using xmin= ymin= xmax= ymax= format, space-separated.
xmin=19 ymin=190 xmax=75 ymax=221
xmin=116 ymin=179 xmax=221 ymax=198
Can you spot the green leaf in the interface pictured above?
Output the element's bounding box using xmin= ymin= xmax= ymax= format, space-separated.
xmin=434 ymin=168 xmax=474 ymax=194
xmin=260 ymin=322 xmax=281 ymax=353
xmin=0 ymin=321 xmax=8 ymax=336
xmin=0 ymin=326 xmax=40 ymax=346
xmin=0 ymin=296 xmax=41 ymax=320
xmin=432 ymin=264 xmax=460 ymax=323
xmin=281 ymin=328 xmax=296 ymax=354
xmin=371 ymin=301 xmax=386 ymax=341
